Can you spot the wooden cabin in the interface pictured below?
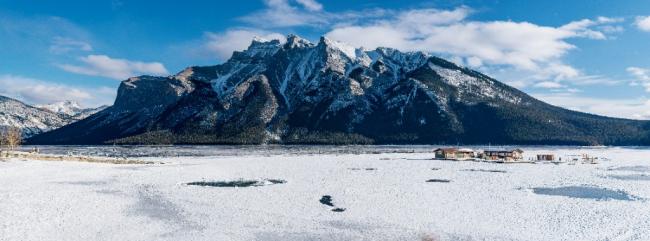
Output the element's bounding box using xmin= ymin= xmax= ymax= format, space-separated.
xmin=434 ymin=148 xmax=476 ymax=160
xmin=481 ymin=149 xmax=524 ymax=161
xmin=536 ymin=154 xmax=555 ymax=161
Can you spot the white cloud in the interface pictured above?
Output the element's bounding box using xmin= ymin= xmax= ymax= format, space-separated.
xmin=533 ymin=93 xmax=650 ymax=120
xmin=240 ymin=0 xmax=328 ymax=27
xmin=326 ymin=9 xmax=621 ymax=83
xmin=295 ymin=0 xmax=323 ymax=11
xmin=534 ymin=81 xmax=565 ymax=89
xmin=626 ymin=66 xmax=650 ymax=92
xmin=240 ymin=0 xmax=390 ymax=28
xmin=635 ymin=16 xmax=650 ymax=32
xmin=0 ymin=74 xmax=115 ymax=107
xmin=204 ymin=29 xmax=286 ymax=60
xmin=57 ymin=55 xmax=169 ymax=80
xmin=49 ymin=36 xmax=93 ymax=54
xmin=474 ymin=62 xmax=619 ymax=90
xmin=566 ymin=75 xmax=621 ymax=86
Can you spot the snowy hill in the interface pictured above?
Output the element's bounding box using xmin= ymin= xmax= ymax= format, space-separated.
xmin=29 ymin=35 xmax=650 ymax=145
xmin=0 ymin=96 xmax=73 ymax=137
xmin=0 ymin=97 xmax=108 ymax=138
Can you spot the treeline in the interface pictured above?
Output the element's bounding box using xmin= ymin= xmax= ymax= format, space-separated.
xmin=108 ymin=127 xmax=375 ymax=145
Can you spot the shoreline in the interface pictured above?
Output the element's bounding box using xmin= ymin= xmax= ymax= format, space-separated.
xmin=0 ymin=150 xmax=159 ymax=165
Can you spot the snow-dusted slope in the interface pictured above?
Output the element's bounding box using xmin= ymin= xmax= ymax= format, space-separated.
xmin=0 ymin=97 xmax=108 ymax=138
xmin=37 ymin=100 xmax=108 ymax=120
xmin=37 ymin=100 xmax=83 ymax=117
xmin=0 ymin=96 xmax=73 ymax=137
xmin=29 ymin=35 xmax=650 ymax=145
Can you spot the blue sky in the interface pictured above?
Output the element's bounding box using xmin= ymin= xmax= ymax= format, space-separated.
xmin=2 ymin=0 xmax=650 ymax=119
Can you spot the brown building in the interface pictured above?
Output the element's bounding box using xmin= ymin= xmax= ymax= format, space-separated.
xmin=536 ymin=154 xmax=555 ymax=161
xmin=482 ymin=149 xmax=524 ymax=161
xmin=434 ymin=148 xmax=476 ymax=160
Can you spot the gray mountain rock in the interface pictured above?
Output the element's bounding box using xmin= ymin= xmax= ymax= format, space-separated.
xmin=28 ymin=35 xmax=650 ymax=145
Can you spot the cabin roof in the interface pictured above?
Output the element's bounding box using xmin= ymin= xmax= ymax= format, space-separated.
xmin=434 ymin=148 xmax=474 ymax=153
xmin=484 ymin=149 xmax=523 ymax=153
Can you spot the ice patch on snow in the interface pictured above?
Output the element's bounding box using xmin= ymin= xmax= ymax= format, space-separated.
xmin=531 ymin=186 xmax=641 ymax=201
xmin=607 ymin=165 xmax=650 ymax=172
xmin=606 ymin=174 xmax=650 ymax=181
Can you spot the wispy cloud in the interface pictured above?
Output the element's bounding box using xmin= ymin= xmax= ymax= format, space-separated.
xmin=0 ymin=15 xmax=92 ymax=53
xmin=239 ymin=0 xmax=390 ymax=28
xmin=626 ymin=66 xmax=650 ymax=92
xmin=57 ymin=55 xmax=169 ymax=80
xmin=239 ymin=0 xmax=329 ymax=28
xmin=49 ymin=36 xmax=93 ymax=54
xmin=295 ymin=0 xmax=323 ymax=11
xmin=533 ymin=93 xmax=650 ymax=120
xmin=0 ymin=74 xmax=115 ymax=107
xmin=534 ymin=81 xmax=565 ymax=89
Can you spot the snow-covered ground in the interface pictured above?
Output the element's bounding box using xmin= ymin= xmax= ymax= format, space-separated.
xmin=1 ymin=146 xmax=650 ymax=241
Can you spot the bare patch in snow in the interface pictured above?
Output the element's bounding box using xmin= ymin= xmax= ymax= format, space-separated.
xmin=186 ymin=179 xmax=286 ymax=187
xmin=425 ymin=179 xmax=451 ymax=183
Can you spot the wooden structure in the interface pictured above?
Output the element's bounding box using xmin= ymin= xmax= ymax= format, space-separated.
xmin=482 ymin=149 xmax=524 ymax=161
xmin=536 ymin=154 xmax=555 ymax=161
xmin=433 ymin=148 xmax=476 ymax=160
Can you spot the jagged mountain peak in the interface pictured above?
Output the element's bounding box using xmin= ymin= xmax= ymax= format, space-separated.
xmin=285 ymin=34 xmax=313 ymax=49
xmin=29 ymin=35 xmax=650 ymax=145
xmin=318 ymin=36 xmax=358 ymax=59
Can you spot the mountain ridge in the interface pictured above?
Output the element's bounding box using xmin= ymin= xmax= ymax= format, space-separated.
xmin=0 ymin=96 xmax=107 ymax=137
xmin=28 ymin=35 xmax=650 ymax=145
xmin=37 ymin=100 xmax=108 ymax=120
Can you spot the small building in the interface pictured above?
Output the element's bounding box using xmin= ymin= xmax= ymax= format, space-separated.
xmin=536 ymin=154 xmax=555 ymax=161
xmin=434 ymin=148 xmax=476 ymax=160
xmin=482 ymin=149 xmax=524 ymax=161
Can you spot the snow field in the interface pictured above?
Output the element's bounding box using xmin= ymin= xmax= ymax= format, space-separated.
xmin=1 ymin=147 xmax=650 ymax=240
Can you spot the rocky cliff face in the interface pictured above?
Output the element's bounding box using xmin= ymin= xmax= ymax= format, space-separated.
xmin=28 ymin=35 xmax=650 ymax=145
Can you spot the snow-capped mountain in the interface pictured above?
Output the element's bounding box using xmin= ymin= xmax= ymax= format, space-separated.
xmin=37 ymin=101 xmax=108 ymax=120
xmin=0 ymin=96 xmax=74 ymax=137
xmin=29 ymin=35 xmax=650 ymax=145
xmin=37 ymin=100 xmax=83 ymax=117
xmin=0 ymin=97 xmax=109 ymax=138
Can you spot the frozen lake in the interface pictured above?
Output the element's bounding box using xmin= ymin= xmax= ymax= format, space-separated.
xmin=1 ymin=145 xmax=650 ymax=240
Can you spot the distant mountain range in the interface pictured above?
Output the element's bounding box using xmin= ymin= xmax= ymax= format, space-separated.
xmin=28 ymin=35 xmax=650 ymax=145
xmin=37 ymin=100 xmax=108 ymax=120
xmin=0 ymin=97 xmax=106 ymax=137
